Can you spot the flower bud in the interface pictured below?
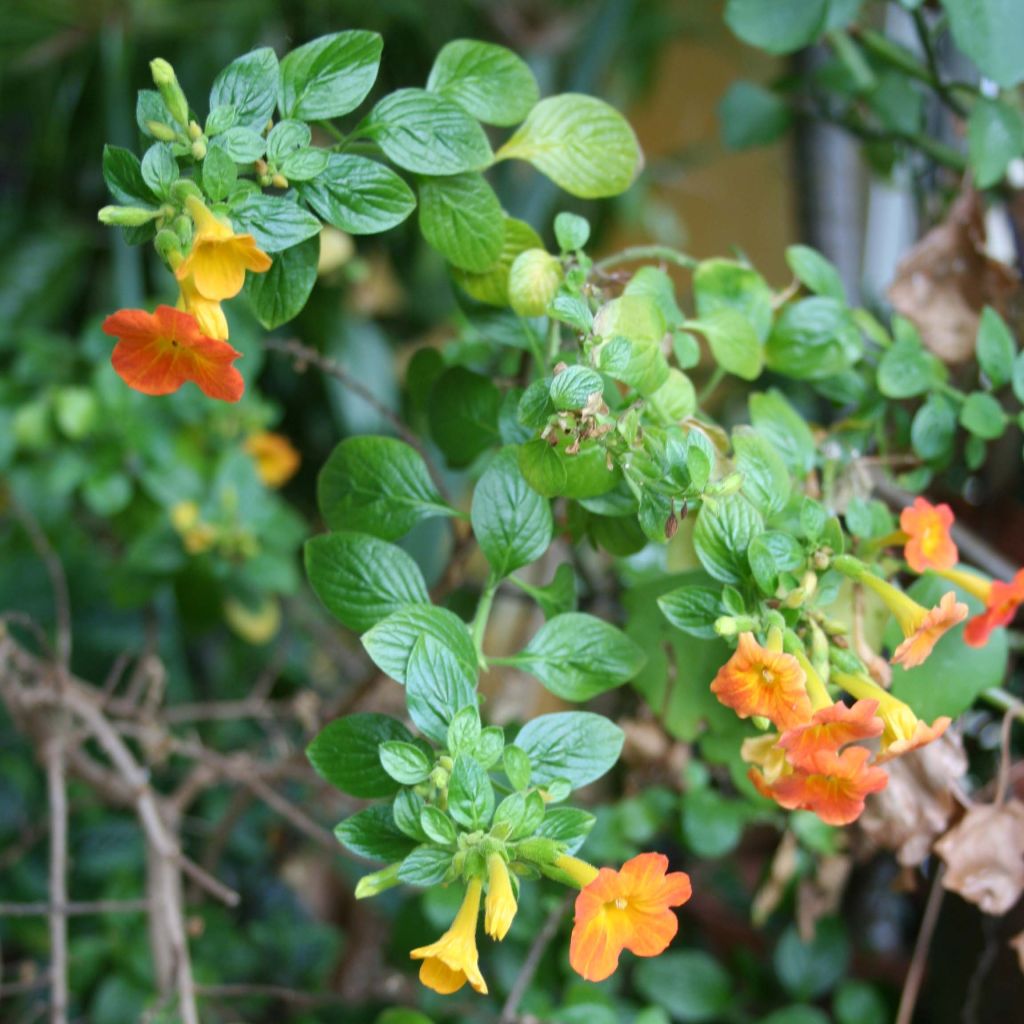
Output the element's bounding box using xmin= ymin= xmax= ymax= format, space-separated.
xmin=515 ymin=837 xmax=562 ymax=865
xmin=508 ymin=249 xmax=562 ymax=317
xmin=354 ymin=863 xmax=402 ymax=899
xmin=150 ymin=58 xmax=190 ymax=127
xmin=154 ymin=228 xmax=182 ymax=263
xmin=271 ymin=172 xmax=289 ymax=189
xmin=187 ymin=120 xmax=204 ymax=141
xmin=97 ymin=205 xmax=161 ymax=227
xmin=190 ymin=139 xmax=207 ymax=161
xmin=146 ymin=120 xmax=179 ymax=142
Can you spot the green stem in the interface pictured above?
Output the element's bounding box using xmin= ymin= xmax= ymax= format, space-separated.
xmin=471 ymin=575 xmax=498 ymax=666
xmin=547 ymin=318 xmax=562 ymax=363
xmin=697 ymin=366 xmax=726 ymax=406
xmin=593 ymin=245 xmax=698 ymax=272
xmin=317 ymin=120 xmax=346 ymax=144
xmin=981 ymin=687 xmax=1024 ymax=722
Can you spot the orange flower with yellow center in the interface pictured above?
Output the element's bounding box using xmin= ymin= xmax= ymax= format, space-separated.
xmin=934 ymin=566 xmax=1024 ymax=648
xmin=835 ymin=557 xmax=967 ymax=669
xmin=244 ymin=432 xmax=301 ymax=488
xmin=776 ymin=699 xmax=883 ymax=770
xmin=557 ymin=852 xmax=692 ymax=983
xmin=769 ymin=746 xmax=888 ymax=826
xmin=102 ymin=305 xmax=243 ymax=402
xmin=710 ymin=631 xmax=813 ymax=730
xmin=175 ymin=195 xmax=272 ymax=301
xmin=900 ymin=497 xmax=958 ymax=573
xmin=409 ymin=877 xmax=487 ymax=995
xmin=833 ymin=671 xmax=950 ymax=764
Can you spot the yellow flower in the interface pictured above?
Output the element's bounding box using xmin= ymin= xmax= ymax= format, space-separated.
xmin=175 ymin=195 xmax=272 ymax=301
xmin=244 ymin=431 xmax=301 ymax=488
xmin=177 ymin=273 xmax=229 ymax=340
xmin=484 ymin=853 xmax=517 ymax=941
xmin=410 ymin=878 xmax=488 ymax=995
xmin=170 ymin=500 xmax=200 ymax=533
xmin=834 ymin=671 xmax=950 ymax=763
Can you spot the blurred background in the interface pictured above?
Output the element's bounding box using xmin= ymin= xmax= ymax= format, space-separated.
xmin=1 ymin=1 xmax=1022 ymax=1023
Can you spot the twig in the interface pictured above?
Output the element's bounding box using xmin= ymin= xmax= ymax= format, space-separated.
xmin=195 ymin=983 xmax=347 ymax=1008
xmin=263 ymin=336 xmax=453 ymax=505
xmin=592 ymin=244 xmax=697 ymax=273
xmin=499 ymin=896 xmax=571 ymax=1024
xmin=0 ymin=900 xmax=151 ymax=917
xmin=995 ymin=706 xmax=1018 ymax=806
xmin=895 ymin=864 xmax=946 ymax=1024
xmin=44 ymin=734 xmax=68 ymax=1024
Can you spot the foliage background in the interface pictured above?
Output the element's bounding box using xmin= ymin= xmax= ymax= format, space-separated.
xmin=1 ymin=1 xmax=1022 ymax=1023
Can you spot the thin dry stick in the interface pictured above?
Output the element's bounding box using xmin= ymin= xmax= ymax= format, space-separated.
xmin=195 ymin=983 xmax=347 ymax=1008
xmin=263 ymin=335 xmax=454 ymax=505
xmin=44 ymin=734 xmax=68 ymax=1024
xmin=0 ymin=900 xmax=151 ymax=917
xmin=500 ymin=896 xmax=571 ymax=1024
xmin=895 ymin=864 xmax=946 ymax=1024
xmin=995 ymin=705 xmax=1018 ymax=806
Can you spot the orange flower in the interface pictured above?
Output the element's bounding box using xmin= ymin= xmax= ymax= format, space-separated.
xmin=769 ymin=747 xmax=888 ymax=826
xmin=710 ymin=631 xmax=812 ymax=730
xmin=409 ymin=877 xmax=487 ymax=995
xmin=901 ymin=498 xmax=958 ymax=573
xmin=245 ymin=432 xmax=300 ymax=488
xmin=957 ymin=569 xmax=1024 ymax=647
xmin=175 ymin=195 xmax=272 ymax=300
xmin=777 ymin=700 xmax=883 ymax=770
xmin=891 ymin=591 xmax=967 ymax=668
xmin=741 ymin=733 xmax=789 ymax=787
xmin=102 ymin=306 xmax=244 ymax=402
xmin=833 ymin=671 xmax=951 ymax=763
xmin=561 ymin=853 xmax=692 ymax=983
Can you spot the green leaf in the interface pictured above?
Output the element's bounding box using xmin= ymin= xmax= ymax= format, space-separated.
xmin=428 ymin=367 xmax=501 ymax=467
xmin=911 ymin=394 xmax=957 ymax=462
xmin=336 ymin=805 xmax=417 ymax=862
xmin=205 ymin=104 xmax=237 ymax=137
xmin=448 ymin=754 xmax=495 ymax=829
xmin=297 ymin=154 xmax=415 ymax=235
xmin=774 ymin=919 xmax=849 ymax=1000
xmin=210 ymin=126 xmax=266 ymax=163
xmin=471 ymin=450 xmax=552 ymax=577
xmin=693 ymin=494 xmax=764 ymax=583
xmin=733 ymin=427 xmax=790 ymax=517
xmin=140 ymin=144 xmax=177 ymax=199
xmin=535 ymin=807 xmax=595 ymax=853
xmin=210 ymin=47 xmax=280 ymax=131
xmin=877 ymin=337 xmax=941 ymax=398
xmin=554 ymin=212 xmax=590 ymax=252
xmin=682 ymin=787 xmax=753 ymax=858
xmin=625 ymin=266 xmax=685 ymax=329
xmin=318 ymin=436 xmax=450 ymax=540
xmin=889 ymin=571 xmax=1009 ymax=719
xmin=833 ymin=981 xmax=889 ymax=1024
xmin=512 ymin=711 xmax=623 ymax=789
xmin=398 ymin=846 xmax=454 ymax=886
xmin=766 ymin=297 xmax=860 ymax=379
xmin=648 ymin=369 xmax=697 ymax=424
xmin=266 ymin=119 xmax=310 ymax=161
xmin=243 ymin=234 xmax=319 ymax=329
xmin=967 ymin=99 xmax=1024 ymax=188
xmin=202 ymin=146 xmax=237 ymax=202
xmin=305 ymin=531 xmax=429 ymax=633
xmin=496 ymin=94 xmax=641 ymax=199
xmin=503 ymin=746 xmax=531 ymax=790
xmin=447 ymin=705 xmax=482 ymax=756
xmin=228 ymin=193 xmax=321 ymax=252
xmin=960 ymin=391 xmax=1008 ymax=439
xmin=976 ymin=305 xmax=1016 ymax=388
xmin=511 ymin=613 xmax=645 ymax=702
xmin=420 ymin=805 xmax=458 ymax=846
xmin=688 ymin=308 xmax=764 ymax=380
xmin=366 ymin=89 xmax=492 ymax=175
xmin=725 ymin=0 xmax=827 ymax=54
xmin=102 ymin=145 xmax=157 ymax=207
xmin=658 ymin=585 xmax=723 ymax=640
xmin=137 ymin=89 xmax=174 ymax=138
xmin=379 ymin=741 xmax=432 ymax=784
xmin=406 ymin=634 xmax=478 ymax=743
xmin=786 ymin=244 xmax=845 ymax=300
xmin=549 ymin=366 xmax=604 ymax=411
xmin=941 ymin=0 xmax=1024 ymax=88
xmin=693 ymin=258 xmax=773 ymax=342
xmin=718 ymin=81 xmax=792 ymax=149
xmin=417 ymin=173 xmax=504 ymax=271
xmin=362 ymin=605 xmax=476 ymax=684
xmin=634 ymin=951 xmax=734 ymax=1022
xmin=307 ymin=713 xmax=413 ymax=797
xmin=279 ymin=31 xmax=382 ymax=119
xmin=452 ymin=217 xmax=543 ymax=306
xmin=280 ymin=147 xmax=330 ymax=181
xmin=749 ymin=390 xmax=816 ymax=476
xmin=427 ymin=39 xmax=539 ymax=126
xmin=392 ymin=789 xmax=428 ymax=841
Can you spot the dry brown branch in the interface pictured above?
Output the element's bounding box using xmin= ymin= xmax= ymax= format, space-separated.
xmin=895 ymin=865 xmax=946 ymax=1024
xmin=0 ymin=900 xmax=151 ymax=917
xmin=44 ymin=733 xmax=67 ymax=1024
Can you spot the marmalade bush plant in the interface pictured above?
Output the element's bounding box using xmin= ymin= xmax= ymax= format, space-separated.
xmin=3 ymin=2 xmax=1024 ymax=1023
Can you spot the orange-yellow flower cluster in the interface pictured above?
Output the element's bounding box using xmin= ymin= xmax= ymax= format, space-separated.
xmin=103 ymin=197 xmax=271 ymax=402
xmin=900 ymin=497 xmax=958 ymax=573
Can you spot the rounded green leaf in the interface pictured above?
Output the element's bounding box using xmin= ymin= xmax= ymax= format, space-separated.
xmin=718 ymin=81 xmax=792 ymax=149
xmin=960 ymin=391 xmax=1008 ymax=439
xmin=417 ymin=173 xmax=504 ymax=271
xmin=512 ymin=711 xmax=624 ymax=788
xmin=452 ymin=217 xmax=543 ymax=305
xmin=911 ymin=394 xmax=957 ymax=462
xmin=725 ymin=0 xmax=827 ymax=55
xmin=427 ymin=39 xmax=539 ymax=126
xmin=279 ymin=31 xmax=382 ymax=119
xmin=367 ymin=88 xmax=493 ymax=175
xmin=692 ymin=494 xmax=764 ymax=583
xmin=634 ymin=951 xmax=734 ymax=1022
xmin=785 ymin=244 xmax=845 ymax=300
xmin=210 ymin=48 xmax=280 ymax=131
xmin=405 ymin=634 xmax=478 ymax=744
xmin=943 ymin=0 xmax=1024 ymax=88
xmin=227 ymin=192 xmax=320 ymax=252
xmin=427 ymin=367 xmax=501 ymax=468
xmin=976 ymin=305 xmax=1016 ymax=388
xmin=307 ymin=713 xmax=413 ymax=798
xmin=774 ymin=919 xmax=849 ymax=1000
xmin=243 ymin=234 xmax=319 ymax=329
xmin=362 ymin=604 xmax=476 ymax=684
xmin=297 ymin=153 xmax=416 ymax=234
xmin=693 ymin=258 xmax=773 ymax=342
xmin=496 ymin=94 xmax=641 ymax=199
xmin=767 ymin=297 xmax=860 ymax=380
xmin=968 ymin=99 xmax=1024 ymax=188
xmin=689 ymin=308 xmax=764 ymax=380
